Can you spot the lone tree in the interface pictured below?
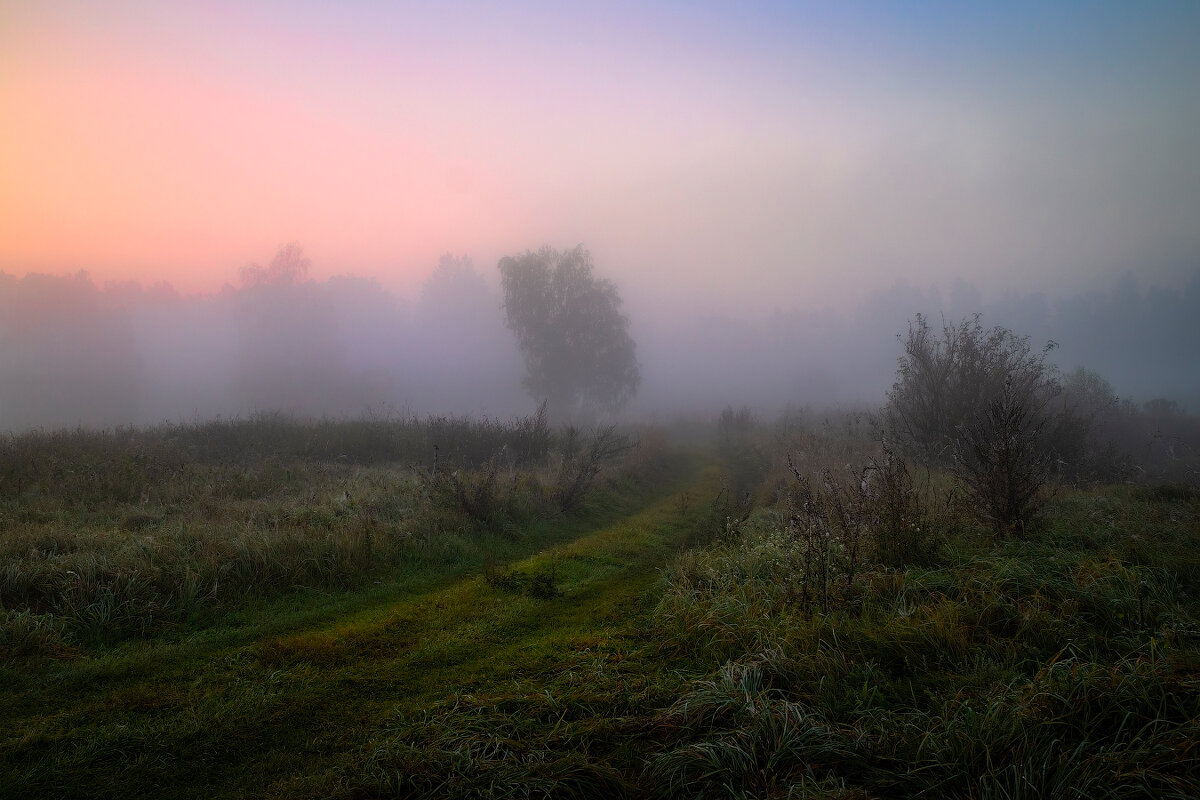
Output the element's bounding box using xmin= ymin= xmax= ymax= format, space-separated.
xmin=498 ymin=245 xmax=640 ymax=422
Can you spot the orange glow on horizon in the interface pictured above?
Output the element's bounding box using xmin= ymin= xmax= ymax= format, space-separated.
xmin=1 ymin=25 xmax=537 ymax=295
xmin=2 ymin=3 xmax=1197 ymax=311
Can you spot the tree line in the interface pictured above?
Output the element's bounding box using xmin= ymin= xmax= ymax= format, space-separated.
xmin=2 ymin=245 xmax=1196 ymax=443
xmin=0 ymin=244 xmax=641 ymax=430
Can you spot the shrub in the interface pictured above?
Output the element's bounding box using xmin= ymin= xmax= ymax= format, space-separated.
xmin=886 ymin=315 xmax=1061 ymax=536
xmin=785 ymin=456 xmax=875 ymax=615
xmin=430 ymin=457 xmax=516 ymax=534
xmin=869 ymin=446 xmax=940 ymax=568
xmin=553 ymin=425 xmax=636 ymax=512
xmin=1050 ymin=367 xmax=1133 ymax=482
xmin=952 ymin=376 xmax=1054 ymax=536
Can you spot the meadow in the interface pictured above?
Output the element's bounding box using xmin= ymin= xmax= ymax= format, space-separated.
xmin=1 ymin=410 xmax=1198 ymax=798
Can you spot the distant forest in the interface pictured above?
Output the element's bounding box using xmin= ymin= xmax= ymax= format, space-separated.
xmin=1 ymin=249 xmax=1196 ymax=431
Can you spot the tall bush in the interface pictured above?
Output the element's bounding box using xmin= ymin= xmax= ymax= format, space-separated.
xmin=885 ymin=315 xmax=1061 ymax=535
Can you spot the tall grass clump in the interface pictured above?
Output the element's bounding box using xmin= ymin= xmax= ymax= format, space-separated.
xmin=356 ymin=699 xmax=629 ymax=799
xmin=646 ymin=654 xmax=856 ymax=799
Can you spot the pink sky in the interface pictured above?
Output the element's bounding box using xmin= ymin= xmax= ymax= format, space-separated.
xmin=3 ymin=2 xmax=1198 ymax=311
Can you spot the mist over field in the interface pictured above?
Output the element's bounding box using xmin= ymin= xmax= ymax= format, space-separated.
xmin=3 ymin=2 xmax=1199 ymax=429
xmin=0 ymin=258 xmax=1197 ymax=431
xmin=9 ymin=9 xmax=1200 ymax=797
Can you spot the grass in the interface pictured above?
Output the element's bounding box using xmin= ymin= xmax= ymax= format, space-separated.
xmin=648 ymin=452 xmax=1200 ymax=798
xmin=2 ymin=414 xmax=1198 ymax=797
xmin=0 ymin=421 xmax=718 ymax=798
xmin=0 ymin=410 xmax=649 ymax=648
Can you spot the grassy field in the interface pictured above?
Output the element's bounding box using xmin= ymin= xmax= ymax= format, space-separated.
xmin=2 ymin=415 xmax=1198 ymax=798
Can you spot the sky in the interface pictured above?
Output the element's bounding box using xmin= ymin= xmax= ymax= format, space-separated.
xmin=3 ymin=1 xmax=1199 ymax=314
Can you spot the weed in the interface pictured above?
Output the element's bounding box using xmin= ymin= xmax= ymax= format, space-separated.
xmin=869 ymin=446 xmax=943 ymax=568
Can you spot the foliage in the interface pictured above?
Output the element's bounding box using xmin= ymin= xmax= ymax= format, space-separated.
xmin=653 ymin=462 xmax=1200 ymax=799
xmin=1046 ymin=366 xmax=1135 ymax=483
xmin=498 ymin=245 xmax=641 ymax=422
xmin=778 ymin=446 xmax=944 ymax=615
xmin=238 ymin=241 xmax=311 ymax=288
xmin=886 ymin=314 xmax=1059 ymax=462
xmin=953 ymin=376 xmax=1056 ymax=535
xmin=429 ymin=457 xmax=518 ymax=534
xmin=0 ymin=271 xmax=143 ymax=430
xmin=886 ymin=314 xmax=1200 ymax=497
xmin=886 ymin=314 xmax=1062 ymax=535
xmin=234 ymin=244 xmax=359 ymax=413
xmin=869 ymin=446 xmax=941 ymax=568
xmin=785 ymin=459 xmax=870 ymax=615
xmin=553 ymin=425 xmax=638 ymax=512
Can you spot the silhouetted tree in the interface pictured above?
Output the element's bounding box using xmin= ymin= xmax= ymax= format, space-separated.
xmin=407 ymin=254 xmax=524 ymax=415
xmin=233 ymin=244 xmax=353 ymax=415
xmin=885 ymin=315 xmax=1057 ymax=461
xmin=0 ymin=271 xmax=143 ymax=429
xmin=1047 ymin=366 xmax=1130 ymax=481
xmin=498 ymin=246 xmax=640 ymax=422
xmin=239 ymin=241 xmax=310 ymax=288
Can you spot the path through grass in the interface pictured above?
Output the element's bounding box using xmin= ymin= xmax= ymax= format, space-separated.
xmin=2 ymin=450 xmax=722 ymax=799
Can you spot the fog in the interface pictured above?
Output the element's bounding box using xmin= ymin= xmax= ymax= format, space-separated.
xmin=1 ymin=252 xmax=1196 ymax=432
xmin=3 ymin=4 xmax=1199 ymax=429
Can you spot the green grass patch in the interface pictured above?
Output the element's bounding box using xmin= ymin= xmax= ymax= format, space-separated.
xmin=648 ymin=480 xmax=1200 ymax=798
xmin=1 ymin=443 xmax=721 ymax=799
